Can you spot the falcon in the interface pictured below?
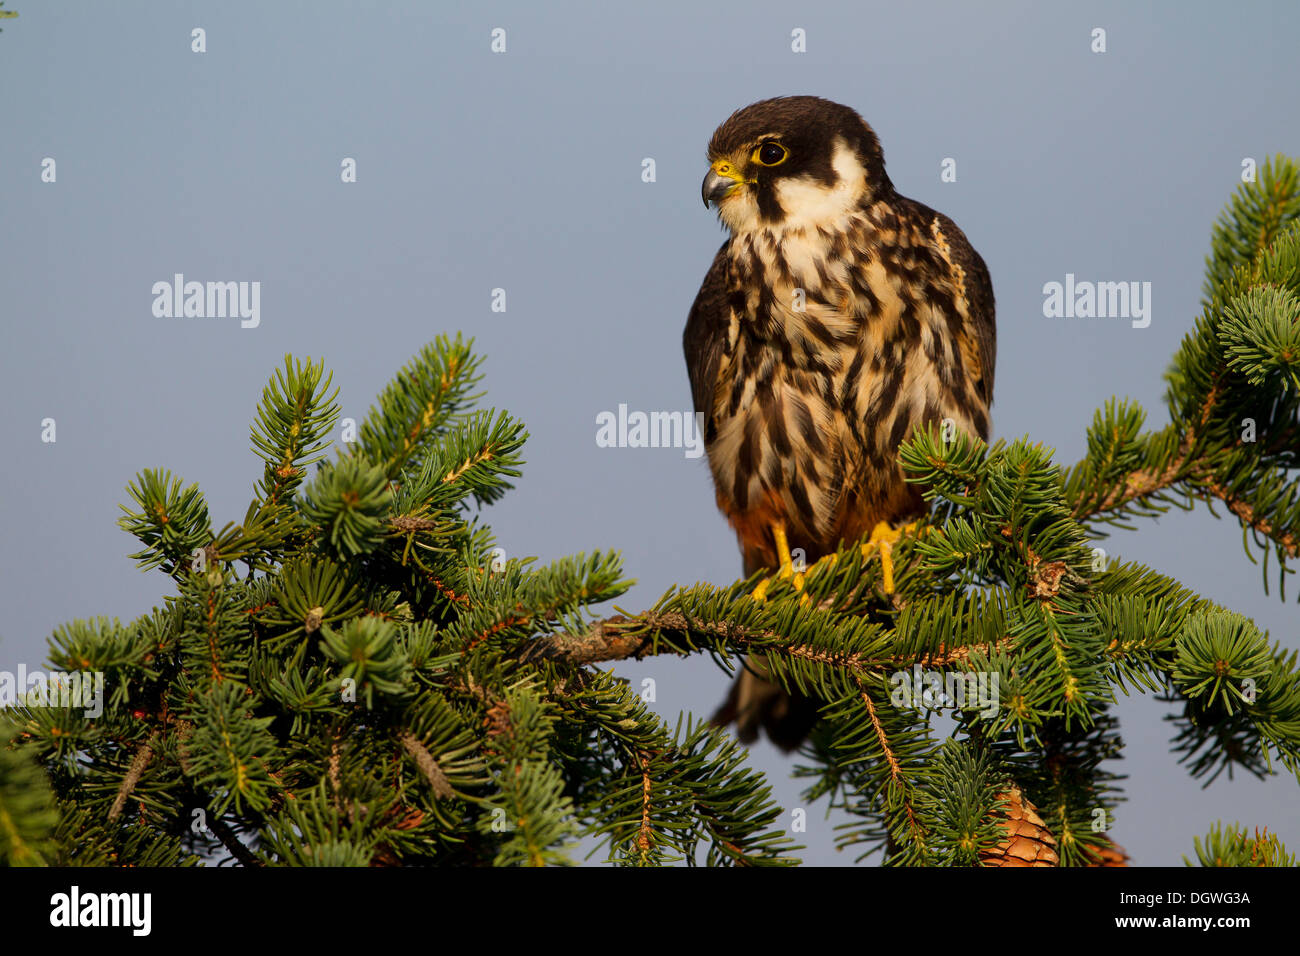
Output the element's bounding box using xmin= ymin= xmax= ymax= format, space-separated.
xmin=686 ymin=96 xmax=996 ymax=750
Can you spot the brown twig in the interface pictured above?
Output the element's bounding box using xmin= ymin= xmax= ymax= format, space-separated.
xmin=524 ymin=615 xmax=663 ymax=664
xmin=636 ymin=751 xmax=654 ymax=859
xmin=862 ymin=692 xmax=902 ymax=781
xmin=400 ymin=732 xmax=455 ymax=799
xmin=861 ymin=689 xmax=922 ymax=854
xmin=1205 ymin=478 xmax=1300 ymax=558
xmin=109 ymin=731 xmax=159 ymax=822
xmin=1076 ymin=453 xmax=1190 ymax=519
xmin=531 ymin=609 xmax=1013 ymax=672
xmin=1073 ymin=377 xmax=1225 ymax=521
xmin=206 ymin=809 xmax=261 ymax=867
xmin=389 ymin=516 xmax=443 ymax=533
xmin=328 ymin=732 xmax=345 ymax=815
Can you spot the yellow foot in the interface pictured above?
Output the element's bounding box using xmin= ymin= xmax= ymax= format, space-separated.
xmin=751 ymin=525 xmax=838 ymax=605
xmin=751 ymin=525 xmax=794 ymax=602
xmin=860 ymin=520 xmax=920 ymax=594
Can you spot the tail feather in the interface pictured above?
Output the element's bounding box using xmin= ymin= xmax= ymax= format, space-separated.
xmin=711 ymin=656 xmax=820 ymax=752
xmin=711 ymin=548 xmax=829 ymax=751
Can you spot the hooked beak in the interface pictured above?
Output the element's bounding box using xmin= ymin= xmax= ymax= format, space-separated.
xmin=702 ymin=160 xmax=747 ymax=207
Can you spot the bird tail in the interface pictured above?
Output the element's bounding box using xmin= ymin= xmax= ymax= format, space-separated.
xmin=711 ymin=653 xmax=820 ymax=752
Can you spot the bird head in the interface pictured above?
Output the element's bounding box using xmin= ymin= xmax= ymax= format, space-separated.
xmin=702 ymin=96 xmax=892 ymax=236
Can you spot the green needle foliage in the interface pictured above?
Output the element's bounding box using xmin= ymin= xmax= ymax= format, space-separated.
xmin=1188 ymin=822 xmax=1297 ymax=867
xmin=3 ymin=165 xmax=1300 ymax=867
xmin=1 ymin=332 xmax=795 ymax=867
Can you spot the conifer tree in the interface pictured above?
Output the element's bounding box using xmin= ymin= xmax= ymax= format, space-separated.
xmin=2 ymin=159 xmax=1298 ymax=867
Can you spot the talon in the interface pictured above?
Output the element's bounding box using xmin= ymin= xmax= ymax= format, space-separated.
xmin=751 ymin=523 xmax=806 ymax=602
xmin=861 ymin=520 xmax=920 ymax=594
xmin=751 ymin=524 xmax=850 ymax=602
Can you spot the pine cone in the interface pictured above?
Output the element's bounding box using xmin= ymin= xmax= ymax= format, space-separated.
xmin=1083 ymin=837 xmax=1131 ymax=867
xmin=980 ymin=787 xmax=1060 ymax=867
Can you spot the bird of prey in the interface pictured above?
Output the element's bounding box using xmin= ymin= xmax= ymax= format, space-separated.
xmin=686 ymin=96 xmax=996 ymax=750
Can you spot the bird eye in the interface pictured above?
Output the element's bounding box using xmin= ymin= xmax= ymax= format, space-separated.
xmin=754 ymin=142 xmax=788 ymax=166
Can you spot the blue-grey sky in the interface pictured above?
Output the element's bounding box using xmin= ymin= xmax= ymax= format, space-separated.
xmin=2 ymin=0 xmax=1297 ymax=865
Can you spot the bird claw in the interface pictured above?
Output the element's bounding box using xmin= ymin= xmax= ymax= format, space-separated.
xmin=860 ymin=520 xmax=922 ymax=594
xmin=751 ymin=526 xmax=837 ymax=604
xmin=752 ymin=520 xmax=921 ymax=600
xmin=752 ymin=525 xmax=796 ymax=603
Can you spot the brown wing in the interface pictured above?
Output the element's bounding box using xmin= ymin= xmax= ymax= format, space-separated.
xmin=683 ymin=242 xmax=731 ymax=444
xmin=938 ymin=210 xmax=997 ymax=409
xmin=897 ymin=198 xmax=997 ymax=415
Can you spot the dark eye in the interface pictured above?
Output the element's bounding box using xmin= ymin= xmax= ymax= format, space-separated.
xmin=755 ymin=142 xmax=788 ymax=166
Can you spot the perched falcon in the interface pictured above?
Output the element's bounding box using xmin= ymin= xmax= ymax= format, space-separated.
xmin=685 ymin=96 xmax=996 ymax=750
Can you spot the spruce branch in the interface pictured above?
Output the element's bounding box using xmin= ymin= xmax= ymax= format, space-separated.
xmin=1188 ymin=822 xmax=1296 ymax=867
xmin=108 ymin=731 xmax=158 ymax=822
xmin=0 ymin=721 xmax=59 ymax=867
xmin=12 ymin=162 xmax=1300 ymax=867
xmin=250 ymin=355 xmax=340 ymax=508
xmin=399 ymin=732 xmax=455 ymax=799
xmin=351 ymin=334 xmax=485 ymax=480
